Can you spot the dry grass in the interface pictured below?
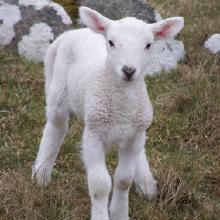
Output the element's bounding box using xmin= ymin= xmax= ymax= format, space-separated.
xmin=0 ymin=0 xmax=220 ymax=219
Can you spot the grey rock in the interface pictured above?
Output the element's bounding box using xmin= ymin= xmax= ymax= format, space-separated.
xmin=6 ymin=5 xmax=71 ymax=52
xmin=0 ymin=0 xmax=72 ymax=62
xmin=80 ymin=0 xmax=157 ymax=23
xmin=1 ymin=0 xmax=17 ymax=4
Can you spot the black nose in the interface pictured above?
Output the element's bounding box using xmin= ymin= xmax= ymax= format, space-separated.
xmin=122 ymin=66 xmax=136 ymax=80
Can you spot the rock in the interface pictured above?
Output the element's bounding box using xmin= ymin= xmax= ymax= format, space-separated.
xmin=0 ymin=0 xmax=72 ymax=62
xmin=0 ymin=3 xmax=21 ymax=46
xmin=145 ymin=40 xmax=185 ymax=75
xmin=204 ymin=34 xmax=220 ymax=54
xmin=80 ymin=0 xmax=157 ymax=23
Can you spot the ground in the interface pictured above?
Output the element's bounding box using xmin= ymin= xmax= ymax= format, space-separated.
xmin=0 ymin=0 xmax=220 ymax=219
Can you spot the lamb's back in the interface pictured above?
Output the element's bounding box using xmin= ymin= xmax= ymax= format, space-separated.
xmin=62 ymin=28 xmax=107 ymax=117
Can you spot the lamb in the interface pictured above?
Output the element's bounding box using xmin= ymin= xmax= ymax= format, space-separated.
xmin=32 ymin=6 xmax=184 ymax=220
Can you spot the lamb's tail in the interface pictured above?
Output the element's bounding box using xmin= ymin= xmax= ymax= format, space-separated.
xmin=44 ymin=38 xmax=61 ymax=95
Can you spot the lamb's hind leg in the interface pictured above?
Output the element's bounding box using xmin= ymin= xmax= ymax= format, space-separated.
xmin=32 ymin=85 xmax=69 ymax=185
xmin=32 ymin=41 xmax=72 ymax=185
xmin=133 ymin=136 xmax=157 ymax=200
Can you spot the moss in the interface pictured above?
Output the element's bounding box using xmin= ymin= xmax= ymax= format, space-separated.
xmin=54 ymin=0 xmax=79 ymax=20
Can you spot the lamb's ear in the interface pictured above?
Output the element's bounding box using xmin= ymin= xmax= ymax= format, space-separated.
xmin=79 ymin=6 xmax=113 ymax=35
xmin=151 ymin=17 xmax=184 ymax=40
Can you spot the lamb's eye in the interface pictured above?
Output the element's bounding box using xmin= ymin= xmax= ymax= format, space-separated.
xmin=109 ymin=40 xmax=115 ymax=47
xmin=145 ymin=43 xmax=151 ymax=49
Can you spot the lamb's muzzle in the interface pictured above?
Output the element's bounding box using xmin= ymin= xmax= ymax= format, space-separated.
xmin=122 ymin=65 xmax=136 ymax=81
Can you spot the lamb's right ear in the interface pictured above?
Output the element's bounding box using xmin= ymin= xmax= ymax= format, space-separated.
xmin=79 ymin=6 xmax=113 ymax=35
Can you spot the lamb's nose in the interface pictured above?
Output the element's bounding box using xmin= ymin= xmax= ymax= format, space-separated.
xmin=122 ymin=66 xmax=136 ymax=80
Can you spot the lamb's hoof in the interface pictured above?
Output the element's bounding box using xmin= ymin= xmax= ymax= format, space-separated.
xmin=135 ymin=178 xmax=157 ymax=200
xmin=31 ymin=164 xmax=51 ymax=186
xmin=110 ymin=215 xmax=129 ymax=220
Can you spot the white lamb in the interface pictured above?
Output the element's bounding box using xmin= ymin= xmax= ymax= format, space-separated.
xmin=32 ymin=6 xmax=184 ymax=220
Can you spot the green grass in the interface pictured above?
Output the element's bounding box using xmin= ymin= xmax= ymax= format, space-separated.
xmin=0 ymin=0 xmax=220 ymax=219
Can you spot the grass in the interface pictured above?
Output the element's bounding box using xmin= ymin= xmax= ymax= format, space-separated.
xmin=0 ymin=0 xmax=220 ymax=219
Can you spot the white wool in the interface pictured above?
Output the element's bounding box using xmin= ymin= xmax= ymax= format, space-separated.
xmin=50 ymin=2 xmax=72 ymax=25
xmin=204 ymin=34 xmax=220 ymax=54
xmin=0 ymin=4 xmax=21 ymax=46
xmin=18 ymin=0 xmax=49 ymax=10
xmin=145 ymin=40 xmax=184 ymax=75
xmin=18 ymin=23 xmax=54 ymax=63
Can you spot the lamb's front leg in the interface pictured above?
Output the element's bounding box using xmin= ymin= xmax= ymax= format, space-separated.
xmin=134 ymin=137 xmax=157 ymax=200
xmin=82 ymin=128 xmax=111 ymax=220
xmin=109 ymin=132 xmax=145 ymax=220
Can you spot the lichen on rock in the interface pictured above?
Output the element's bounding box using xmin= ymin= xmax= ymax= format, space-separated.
xmin=0 ymin=0 xmax=72 ymax=62
xmin=0 ymin=3 xmax=21 ymax=46
xmin=18 ymin=23 xmax=54 ymax=63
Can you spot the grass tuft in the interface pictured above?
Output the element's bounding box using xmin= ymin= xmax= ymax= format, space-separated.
xmin=157 ymin=167 xmax=194 ymax=213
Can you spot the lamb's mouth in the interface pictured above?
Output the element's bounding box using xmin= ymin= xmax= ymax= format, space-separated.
xmin=122 ymin=77 xmax=135 ymax=82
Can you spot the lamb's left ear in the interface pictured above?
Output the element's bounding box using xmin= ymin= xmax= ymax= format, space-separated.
xmin=79 ymin=6 xmax=113 ymax=35
xmin=151 ymin=17 xmax=184 ymax=39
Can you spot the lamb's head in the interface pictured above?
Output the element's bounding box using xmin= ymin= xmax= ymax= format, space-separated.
xmin=80 ymin=6 xmax=184 ymax=82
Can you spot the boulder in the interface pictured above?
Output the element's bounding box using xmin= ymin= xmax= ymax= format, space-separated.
xmin=204 ymin=34 xmax=220 ymax=54
xmin=80 ymin=0 xmax=158 ymax=23
xmin=0 ymin=0 xmax=72 ymax=62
